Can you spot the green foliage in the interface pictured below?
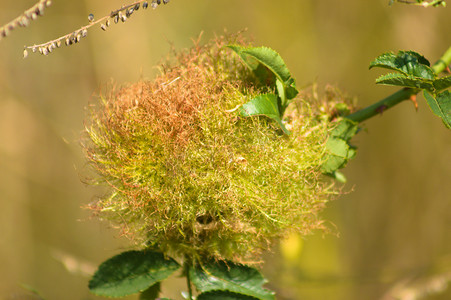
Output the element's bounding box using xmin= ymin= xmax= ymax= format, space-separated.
xmin=139 ymin=283 xmax=161 ymax=300
xmin=424 ymin=90 xmax=451 ymax=128
xmin=370 ymin=50 xmax=451 ymax=129
xmin=190 ymin=260 xmax=275 ymax=300
xmin=89 ymin=250 xmax=180 ymax=297
xmin=239 ymin=93 xmax=289 ymax=134
xmin=370 ymin=50 xmax=434 ymax=79
xmin=198 ymin=291 xmax=260 ymax=300
xmin=375 ymin=73 xmax=434 ymax=90
xmin=321 ymin=118 xmax=359 ymax=182
xmin=227 ymin=45 xmax=299 ymax=130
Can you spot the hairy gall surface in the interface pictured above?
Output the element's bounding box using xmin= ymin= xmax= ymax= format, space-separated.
xmin=83 ymin=34 xmax=339 ymax=263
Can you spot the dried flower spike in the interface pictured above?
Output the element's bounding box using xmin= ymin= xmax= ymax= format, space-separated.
xmin=24 ymin=0 xmax=172 ymax=57
xmin=0 ymin=0 xmax=53 ymax=42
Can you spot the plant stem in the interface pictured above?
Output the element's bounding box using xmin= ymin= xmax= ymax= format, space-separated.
xmin=346 ymin=45 xmax=451 ymax=123
xmin=184 ymin=258 xmax=193 ymax=300
xmin=346 ymin=88 xmax=417 ymax=123
xmin=432 ymin=46 xmax=451 ymax=74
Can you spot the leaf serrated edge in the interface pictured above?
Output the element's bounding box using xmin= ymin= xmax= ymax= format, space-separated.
xmin=191 ymin=261 xmax=275 ymax=300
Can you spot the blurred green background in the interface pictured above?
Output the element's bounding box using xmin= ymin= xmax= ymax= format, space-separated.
xmin=1 ymin=0 xmax=450 ymax=299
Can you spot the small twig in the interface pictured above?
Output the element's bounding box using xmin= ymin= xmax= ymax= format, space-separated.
xmin=23 ymin=0 xmax=171 ymax=58
xmin=0 ymin=0 xmax=52 ymax=42
xmin=183 ymin=257 xmax=193 ymax=300
xmin=389 ymin=0 xmax=446 ymax=7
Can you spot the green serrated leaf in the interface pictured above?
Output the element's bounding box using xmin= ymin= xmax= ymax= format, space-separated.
xmin=139 ymin=282 xmax=161 ymax=300
xmin=321 ymin=137 xmax=355 ymax=173
xmin=198 ymin=291 xmax=259 ymax=300
xmin=433 ymin=76 xmax=451 ymax=91
xmin=190 ymin=260 xmax=275 ymax=300
xmin=240 ymin=93 xmax=290 ymax=134
xmin=228 ymin=45 xmax=298 ymax=111
xmin=370 ymin=51 xmax=434 ymax=79
xmin=375 ymin=73 xmax=434 ymax=91
xmin=330 ymin=118 xmax=359 ymax=140
xmin=228 ymin=45 xmax=292 ymax=83
xmin=228 ymin=45 xmax=276 ymax=86
xmin=321 ymin=119 xmax=359 ymax=175
xmin=89 ymin=250 xmax=180 ymax=297
xmin=423 ymin=90 xmax=451 ymax=129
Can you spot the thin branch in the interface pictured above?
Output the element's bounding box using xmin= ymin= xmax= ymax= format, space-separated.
xmin=23 ymin=0 xmax=170 ymax=58
xmin=389 ymin=0 xmax=446 ymax=7
xmin=0 ymin=0 xmax=52 ymax=42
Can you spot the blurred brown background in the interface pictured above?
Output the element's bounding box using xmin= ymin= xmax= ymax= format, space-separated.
xmin=0 ymin=0 xmax=450 ymax=299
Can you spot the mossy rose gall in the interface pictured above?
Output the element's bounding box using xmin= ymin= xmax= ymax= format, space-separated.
xmin=83 ymin=33 xmax=341 ymax=263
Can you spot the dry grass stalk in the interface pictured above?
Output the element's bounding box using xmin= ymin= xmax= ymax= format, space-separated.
xmin=0 ymin=0 xmax=52 ymax=44
xmin=23 ymin=0 xmax=170 ymax=58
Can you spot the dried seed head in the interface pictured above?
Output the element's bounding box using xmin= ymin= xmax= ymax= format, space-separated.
xmin=88 ymin=13 xmax=94 ymax=22
xmin=121 ymin=14 xmax=127 ymax=22
xmin=126 ymin=8 xmax=134 ymax=17
xmin=114 ymin=15 xmax=119 ymax=24
xmin=46 ymin=0 xmax=52 ymax=7
xmin=100 ymin=24 xmax=107 ymax=31
xmin=23 ymin=49 xmax=28 ymax=58
xmin=56 ymin=40 xmax=62 ymax=48
xmin=151 ymin=1 xmax=158 ymax=9
xmin=37 ymin=3 xmax=45 ymax=15
xmin=32 ymin=46 xmax=37 ymax=53
xmin=76 ymin=33 xmax=82 ymax=43
xmin=106 ymin=19 xmax=111 ymax=27
xmin=31 ymin=12 xmax=38 ymax=20
xmin=47 ymin=45 xmax=53 ymax=53
xmin=37 ymin=5 xmax=46 ymax=17
xmin=50 ymin=42 xmax=56 ymax=49
xmin=1 ymin=28 xmax=8 ymax=38
xmin=82 ymin=29 xmax=88 ymax=37
xmin=134 ymin=3 xmax=140 ymax=10
xmin=20 ymin=16 xmax=30 ymax=27
xmin=143 ymin=1 xmax=148 ymax=9
xmin=65 ymin=37 xmax=70 ymax=46
xmin=163 ymin=0 xmax=169 ymax=4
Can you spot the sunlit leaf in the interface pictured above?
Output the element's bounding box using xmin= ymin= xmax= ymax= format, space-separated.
xmin=321 ymin=118 xmax=359 ymax=179
xmin=228 ymin=45 xmax=293 ymax=83
xmin=375 ymin=73 xmax=434 ymax=91
xmin=370 ymin=51 xmax=434 ymax=80
xmin=423 ymin=90 xmax=451 ymax=129
xmin=433 ymin=76 xmax=451 ymax=91
xmin=190 ymin=260 xmax=275 ymax=300
xmin=198 ymin=291 xmax=259 ymax=300
xmin=240 ymin=93 xmax=290 ymax=134
xmin=228 ymin=45 xmax=298 ymax=113
xmin=139 ymin=282 xmax=161 ymax=300
xmin=89 ymin=250 xmax=180 ymax=297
